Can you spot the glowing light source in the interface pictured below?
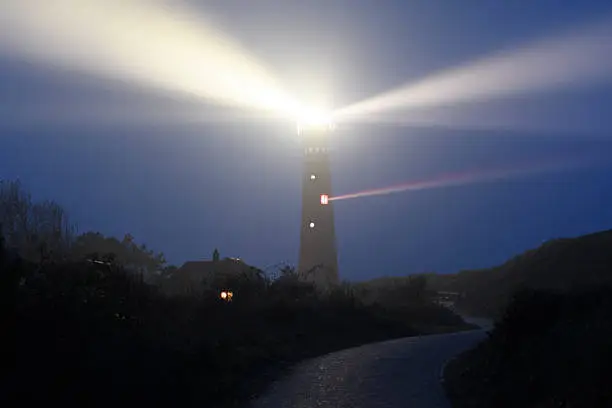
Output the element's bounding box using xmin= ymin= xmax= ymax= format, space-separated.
xmin=298 ymin=108 xmax=333 ymax=127
xmin=310 ymin=174 xmax=317 ymax=180
xmin=296 ymin=107 xmax=335 ymax=134
xmin=220 ymin=291 xmax=233 ymax=301
xmin=320 ymin=194 xmax=329 ymax=205
xmin=309 ymin=222 xmax=315 ymax=228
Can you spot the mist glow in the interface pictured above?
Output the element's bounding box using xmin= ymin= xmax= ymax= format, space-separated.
xmin=0 ymin=0 xmax=300 ymax=116
xmin=336 ymin=17 xmax=612 ymax=121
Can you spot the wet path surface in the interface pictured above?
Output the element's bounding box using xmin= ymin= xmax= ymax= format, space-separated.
xmin=250 ymin=327 xmax=488 ymax=408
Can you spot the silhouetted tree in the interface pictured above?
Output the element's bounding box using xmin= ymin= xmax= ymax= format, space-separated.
xmin=0 ymin=179 xmax=75 ymax=262
xmin=71 ymin=231 xmax=165 ymax=280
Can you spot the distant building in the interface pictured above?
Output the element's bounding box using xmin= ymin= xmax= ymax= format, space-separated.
xmin=161 ymin=256 xmax=261 ymax=296
xmin=433 ymin=291 xmax=463 ymax=309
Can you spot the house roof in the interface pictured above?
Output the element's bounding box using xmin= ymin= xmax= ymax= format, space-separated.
xmin=173 ymin=258 xmax=257 ymax=284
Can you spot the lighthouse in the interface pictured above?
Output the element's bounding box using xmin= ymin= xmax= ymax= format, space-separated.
xmin=297 ymin=115 xmax=339 ymax=289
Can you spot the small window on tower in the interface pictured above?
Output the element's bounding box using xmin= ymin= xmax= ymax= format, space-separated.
xmin=320 ymin=194 xmax=329 ymax=205
xmin=310 ymin=174 xmax=316 ymax=180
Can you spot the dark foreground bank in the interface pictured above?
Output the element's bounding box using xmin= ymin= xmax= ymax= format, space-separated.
xmin=444 ymin=287 xmax=612 ymax=408
xmin=3 ymin=251 xmax=473 ymax=408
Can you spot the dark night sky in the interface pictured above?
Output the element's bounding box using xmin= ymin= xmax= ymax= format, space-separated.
xmin=1 ymin=0 xmax=612 ymax=280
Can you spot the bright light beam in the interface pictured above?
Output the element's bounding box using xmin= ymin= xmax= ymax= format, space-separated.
xmin=331 ymin=156 xmax=605 ymax=202
xmin=335 ymin=17 xmax=612 ymax=121
xmin=0 ymin=0 xmax=300 ymax=117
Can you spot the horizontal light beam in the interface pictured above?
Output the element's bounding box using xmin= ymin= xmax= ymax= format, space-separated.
xmin=0 ymin=0 xmax=299 ymax=117
xmin=335 ymin=17 xmax=612 ymax=120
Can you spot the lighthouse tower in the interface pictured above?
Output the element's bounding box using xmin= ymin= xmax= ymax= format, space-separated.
xmin=297 ymin=119 xmax=339 ymax=289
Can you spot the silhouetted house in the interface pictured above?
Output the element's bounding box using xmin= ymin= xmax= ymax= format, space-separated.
xmin=161 ymin=257 xmax=262 ymax=296
xmin=433 ymin=291 xmax=463 ymax=308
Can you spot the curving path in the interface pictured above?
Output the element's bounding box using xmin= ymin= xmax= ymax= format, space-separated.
xmin=250 ymin=321 xmax=490 ymax=408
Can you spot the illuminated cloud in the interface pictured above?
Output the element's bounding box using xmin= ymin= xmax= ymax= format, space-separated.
xmin=0 ymin=0 xmax=300 ymax=117
xmin=336 ymin=17 xmax=612 ymax=121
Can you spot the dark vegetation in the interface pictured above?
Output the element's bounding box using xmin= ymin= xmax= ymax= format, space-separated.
xmin=445 ymin=287 xmax=612 ymax=407
xmin=442 ymin=230 xmax=612 ymax=407
xmin=424 ymin=229 xmax=612 ymax=318
xmin=1 ymin=180 xmax=470 ymax=407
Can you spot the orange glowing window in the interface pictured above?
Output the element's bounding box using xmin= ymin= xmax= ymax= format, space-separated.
xmin=320 ymin=194 xmax=329 ymax=205
xmin=220 ymin=291 xmax=233 ymax=301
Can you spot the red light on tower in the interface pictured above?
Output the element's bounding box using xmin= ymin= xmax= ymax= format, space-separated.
xmin=320 ymin=194 xmax=329 ymax=205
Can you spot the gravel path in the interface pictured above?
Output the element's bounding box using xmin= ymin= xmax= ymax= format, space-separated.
xmin=249 ymin=328 xmax=488 ymax=408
